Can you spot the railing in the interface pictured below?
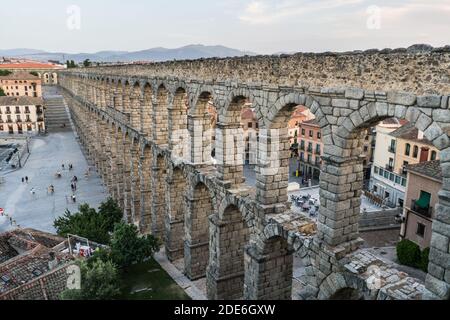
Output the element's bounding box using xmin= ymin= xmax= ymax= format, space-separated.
xmin=410 ymin=199 xmax=433 ymax=218
xmin=385 ymin=164 xmax=394 ymax=172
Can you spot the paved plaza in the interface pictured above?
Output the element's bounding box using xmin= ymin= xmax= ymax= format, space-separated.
xmin=0 ymin=131 xmax=108 ymax=233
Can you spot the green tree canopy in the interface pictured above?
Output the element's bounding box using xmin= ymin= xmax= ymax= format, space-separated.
xmin=29 ymin=71 xmax=39 ymax=77
xmin=109 ymin=223 xmax=160 ymax=269
xmin=60 ymin=259 xmax=121 ymax=300
xmin=53 ymin=198 xmax=123 ymax=244
xmin=83 ymin=59 xmax=92 ymax=67
xmin=0 ymin=69 xmax=12 ymax=76
xmin=0 ymin=87 xmax=5 ymax=96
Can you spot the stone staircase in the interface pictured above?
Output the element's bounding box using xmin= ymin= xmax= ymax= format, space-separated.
xmin=44 ymin=97 xmax=71 ymax=132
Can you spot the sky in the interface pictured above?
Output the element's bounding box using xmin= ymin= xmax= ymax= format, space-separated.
xmin=0 ymin=0 xmax=449 ymax=54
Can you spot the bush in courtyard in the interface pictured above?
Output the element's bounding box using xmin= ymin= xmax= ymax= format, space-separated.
xmin=396 ymin=239 xmax=422 ymax=268
xmin=0 ymin=88 xmax=5 ymax=96
xmin=53 ymin=198 xmax=122 ymax=244
xmin=60 ymin=259 xmax=121 ymax=300
xmin=0 ymin=69 xmax=12 ymax=76
xmin=109 ymin=222 xmax=160 ymax=269
xmin=419 ymin=247 xmax=430 ymax=272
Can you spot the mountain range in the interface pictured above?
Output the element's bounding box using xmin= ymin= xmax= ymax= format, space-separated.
xmin=0 ymin=45 xmax=256 ymax=63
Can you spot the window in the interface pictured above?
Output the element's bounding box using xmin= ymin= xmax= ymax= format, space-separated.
xmin=364 ymin=146 xmax=368 ymax=152
xmin=384 ymin=170 xmax=389 ymax=179
xmin=405 ymin=143 xmax=411 ymax=156
xmin=317 ymin=132 xmax=321 ymax=139
xmin=413 ymin=146 xmax=419 ymax=158
xmin=379 ymin=168 xmax=384 ymax=176
xmin=395 ymin=176 xmax=401 ymax=184
xmin=416 ymin=223 xmax=426 ymax=237
xmin=401 ymin=178 xmax=407 ymax=187
xmin=301 ymin=128 xmax=305 ymax=136
xmin=384 ymin=191 xmax=390 ymax=199
xmin=398 ymin=199 xmax=404 ymax=208
xmin=248 ymin=122 xmax=252 ymax=128
xmin=373 ymin=185 xmax=378 ymax=193
xmin=388 ymin=158 xmax=394 ymax=168
xmin=390 ymin=139 xmax=396 ymax=152
xmin=389 ymin=173 xmax=395 ymax=182
xmin=431 ymin=151 xmax=437 ymax=161
xmin=374 ymin=167 xmax=379 ymax=174
xmin=309 ymin=130 xmax=313 ymax=138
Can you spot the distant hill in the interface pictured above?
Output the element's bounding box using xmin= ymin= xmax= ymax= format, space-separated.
xmin=0 ymin=45 xmax=256 ymax=63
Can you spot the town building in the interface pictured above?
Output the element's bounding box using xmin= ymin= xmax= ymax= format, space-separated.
xmin=370 ymin=120 xmax=439 ymax=208
xmin=401 ymin=160 xmax=441 ymax=249
xmin=0 ymin=96 xmax=45 ymax=135
xmin=0 ymin=72 xmax=42 ymax=97
xmin=288 ymin=106 xmax=315 ymax=150
xmin=298 ymin=119 xmax=322 ymax=181
xmin=0 ymin=60 xmax=64 ymax=85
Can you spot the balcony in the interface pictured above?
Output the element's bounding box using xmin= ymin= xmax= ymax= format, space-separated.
xmin=385 ymin=164 xmax=394 ymax=172
xmin=409 ymin=199 xmax=433 ymax=218
xmin=37 ymin=117 xmax=44 ymax=122
xmin=388 ymin=146 xmax=396 ymax=153
xmin=6 ymin=119 xmax=13 ymax=123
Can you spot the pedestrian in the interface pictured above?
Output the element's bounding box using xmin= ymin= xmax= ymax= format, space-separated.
xmin=25 ymin=176 xmax=29 ymax=183
xmin=72 ymin=194 xmax=76 ymax=203
xmin=73 ymin=182 xmax=77 ymax=191
xmin=21 ymin=177 xmax=24 ymax=183
xmin=71 ymin=183 xmax=75 ymax=192
xmin=62 ymin=163 xmax=65 ymax=170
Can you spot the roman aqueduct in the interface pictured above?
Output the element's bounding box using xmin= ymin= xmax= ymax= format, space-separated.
xmin=58 ymin=46 xmax=450 ymax=300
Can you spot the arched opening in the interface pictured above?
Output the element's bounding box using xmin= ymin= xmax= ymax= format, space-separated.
xmin=169 ymin=87 xmax=188 ymax=159
xmin=115 ymin=80 xmax=124 ymax=111
xmin=130 ymin=83 xmax=141 ymax=129
xmin=123 ymin=81 xmax=131 ymax=116
xmin=142 ymin=83 xmax=153 ymax=137
xmin=130 ymin=137 xmax=141 ymax=226
xmin=139 ymin=144 xmax=152 ymax=233
xmin=165 ymin=167 xmax=187 ymax=261
xmin=188 ymin=91 xmax=216 ymax=164
xmin=207 ymin=204 xmax=250 ymax=300
xmin=329 ymin=288 xmax=364 ymax=300
xmin=151 ymin=154 xmax=167 ymax=237
xmin=122 ymin=132 xmax=133 ymax=222
xmin=153 ymin=84 xmax=169 ymax=145
xmin=184 ymin=182 xmax=213 ymax=280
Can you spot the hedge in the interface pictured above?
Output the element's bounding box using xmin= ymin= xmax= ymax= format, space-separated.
xmin=396 ymin=239 xmax=429 ymax=272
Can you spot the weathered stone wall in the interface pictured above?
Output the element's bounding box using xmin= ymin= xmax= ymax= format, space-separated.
xmin=75 ymin=46 xmax=450 ymax=95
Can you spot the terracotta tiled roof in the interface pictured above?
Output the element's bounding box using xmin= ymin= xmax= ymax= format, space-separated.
xmin=0 ymin=62 xmax=63 ymax=70
xmin=389 ymin=123 xmax=433 ymax=145
xmin=406 ymin=160 xmax=442 ymax=181
xmin=301 ymin=118 xmax=319 ymax=126
xmin=0 ymin=96 xmax=44 ymax=106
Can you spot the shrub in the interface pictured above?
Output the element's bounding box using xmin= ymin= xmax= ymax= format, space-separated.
xmin=419 ymin=247 xmax=430 ymax=272
xmin=109 ymin=222 xmax=160 ymax=269
xmin=397 ymin=239 xmax=421 ymax=268
xmin=60 ymin=259 xmax=121 ymax=300
xmin=53 ymin=198 xmax=122 ymax=244
xmin=0 ymin=69 xmax=12 ymax=76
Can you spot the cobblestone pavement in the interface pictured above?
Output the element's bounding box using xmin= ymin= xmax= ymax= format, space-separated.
xmin=0 ymin=131 xmax=108 ymax=233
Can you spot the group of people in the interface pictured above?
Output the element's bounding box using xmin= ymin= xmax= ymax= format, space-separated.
xmin=21 ymin=176 xmax=29 ymax=183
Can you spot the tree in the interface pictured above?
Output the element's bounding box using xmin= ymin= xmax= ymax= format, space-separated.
xmin=0 ymin=88 xmax=5 ymax=97
xmin=29 ymin=71 xmax=39 ymax=77
xmin=83 ymin=59 xmax=92 ymax=67
xmin=60 ymin=259 xmax=121 ymax=300
xmin=0 ymin=69 xmax=12 ymax=76
xmin=109 ymin=222 xmax=160 ymax=269
xmin=53 ymin=198 xmax=123 ymax=244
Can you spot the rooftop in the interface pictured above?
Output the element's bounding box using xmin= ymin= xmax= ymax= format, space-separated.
xmin=0 ymin=71 xmax=40 ymax=81
xmin=0 ymin=96 xmax=44 ymax=106
xmin=0 ymin=62 xmax=64 ymax=70
xmin=406 ymin=160 xmax=442 ymax=181
xmin=301 ymin=118 xmax=319 ymax=126
xmin=389 ymin=123 xmax=433 ymax=145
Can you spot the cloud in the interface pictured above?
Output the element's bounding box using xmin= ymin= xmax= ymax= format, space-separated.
xmin=239 ymin=0 xmax=364 ymax=25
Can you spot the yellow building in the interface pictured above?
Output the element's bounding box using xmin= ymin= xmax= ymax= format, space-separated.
xmin=0 ymin=72 xmax=42 ymax=97
xmin=390 ymin=123 xmax=439 ymax=176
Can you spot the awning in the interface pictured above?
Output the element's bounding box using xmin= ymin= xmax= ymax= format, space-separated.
xmin=415 ymin=192 xmax=431 ymax=209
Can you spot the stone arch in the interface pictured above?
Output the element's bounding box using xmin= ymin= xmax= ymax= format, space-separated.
xmin=184 ymin=181 xmax=214 ymax=280
xmin=141 ymin=82 xmax=153 ymax=137
xmin=151 ymin=153 xmax=167 ymax=237
xmin=139 ymin=143 xmax=152 ymax=233
xmin=207 ymin=202 xmax=251 ymax=300
xmin=115 ymin=79 xmax=124 ymax=111
xmin=169 ymin=87 xmax=189 ymax=159
xmin=244 ymin=234 xmax=293 ymax=300
xmin=129 ymin=82 xmax=141 ymax=129
xmin=164 ymin=166 xmax=187 ymax=261
xmin=153 ymin=84 xmax=169 ymax=145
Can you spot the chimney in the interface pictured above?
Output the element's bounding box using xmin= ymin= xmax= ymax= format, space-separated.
xmin=48 ymin=252 xmax=58 ymax=270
